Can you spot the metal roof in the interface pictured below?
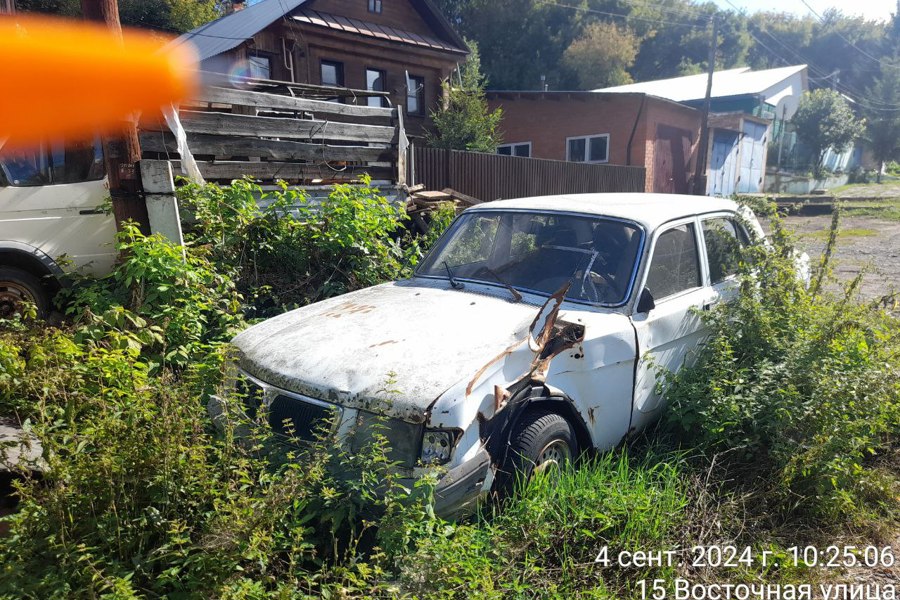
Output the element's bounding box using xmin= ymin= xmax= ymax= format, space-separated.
xmin=595 ymin=65 xmax=808 ymax=105
xmin=469 ymin=193 xmax=740 ymax=232
xmin=170 ymin=0 xmax=467 ymax=63
xmin=169 ymin=0 xmax=310 ymax=62
xmin=293 ymin=9 xmax=467 ymax=54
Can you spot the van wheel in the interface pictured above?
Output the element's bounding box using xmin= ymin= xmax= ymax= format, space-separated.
xmin=0 ymin=268 xmax=49 ymax=319
xmin=495 ymin=409 xmax=577 ymax=497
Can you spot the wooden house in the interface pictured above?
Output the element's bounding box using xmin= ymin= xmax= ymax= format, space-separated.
xmin=171 ymin=0 xmax=469 ymax=138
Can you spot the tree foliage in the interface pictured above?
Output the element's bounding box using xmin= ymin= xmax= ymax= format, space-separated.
xmin=863 ymin=58 xmax=900 ymax=182
xmin=563 ymin=21 xmax=638 ymax=89
xmin=15 ymin=0 xmax=221 ymax=33
xmin=426 ymin=42 xmax=503 ymax=152
xmin=792 ymin=89 xmax=863 ymax=177
xmin=433 ymin=0 xmax=894 ymax=99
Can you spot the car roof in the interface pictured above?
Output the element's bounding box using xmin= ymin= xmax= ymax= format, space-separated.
xmin=467 ymin=193 xmax=740 ymax=231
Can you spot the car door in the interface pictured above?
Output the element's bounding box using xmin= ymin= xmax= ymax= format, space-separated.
xmin=629 ymin=218 xmax=715 ymax=433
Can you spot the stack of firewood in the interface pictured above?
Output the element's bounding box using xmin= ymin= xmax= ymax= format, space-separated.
xmin=404 ymin=186 xmax=483 ymax=234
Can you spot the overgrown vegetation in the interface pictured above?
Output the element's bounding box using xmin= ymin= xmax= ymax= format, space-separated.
xmin=0 ymin=187 xmax=897 ymax=598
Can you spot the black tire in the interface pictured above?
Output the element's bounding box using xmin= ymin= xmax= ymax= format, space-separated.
xmin=0 ymin=267 xmax=50 ymax=319
xmin=495 ymin=409 xmax=577 ymax=498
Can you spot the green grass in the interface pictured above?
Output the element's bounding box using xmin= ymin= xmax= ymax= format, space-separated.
xmin=800 ymin=228 xmax=878 ymax=241
xmin=842 ymin=199 xmax=900 ymax=222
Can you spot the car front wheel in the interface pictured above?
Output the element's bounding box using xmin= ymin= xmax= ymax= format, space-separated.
xmin=496 ymin=409 xmax=577 ymax=496
xmin=0 ymin=267 xmax=49 ymax=319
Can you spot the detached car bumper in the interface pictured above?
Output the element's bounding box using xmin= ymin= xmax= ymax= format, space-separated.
xmin=431 ymin=447 xmax=492 ymax=519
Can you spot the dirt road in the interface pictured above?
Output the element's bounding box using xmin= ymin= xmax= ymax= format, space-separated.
xmin=778 ymin=213 xmax=900 ymax=303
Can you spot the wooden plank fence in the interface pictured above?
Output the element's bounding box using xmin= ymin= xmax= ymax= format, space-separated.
xmin=138 ymin=81 xmax=404 ymax=185
xmin=411 ymin=146 xmax=645 ymax=201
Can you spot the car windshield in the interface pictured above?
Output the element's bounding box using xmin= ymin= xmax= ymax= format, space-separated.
xmin=417 ymin=210 xmax=644 ymax=306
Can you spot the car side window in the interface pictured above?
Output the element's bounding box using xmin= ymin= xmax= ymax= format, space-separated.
xmin=645 ymin=223 xmax=701 ymax=300
xmin=702 ymin=217 xmax=744 ymax=284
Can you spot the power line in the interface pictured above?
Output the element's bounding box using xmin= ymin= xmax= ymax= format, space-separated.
xmin=719 ymin=0 xmax=900 ymax=111
xmin=535 ymin=0 xmax=706 ymax=30
xmin=615 ymin=0 xmax=706 ymax=20
xmin=798 ymin=0 xmax=900 ymax=70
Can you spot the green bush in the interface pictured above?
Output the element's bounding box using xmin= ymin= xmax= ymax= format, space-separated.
xmin=0 ymin=323 xmax=430 ymax=598
xmin=57 ymin=223 xmax=244 ymax=372
xmin=176 ymin=176 xmax=437 ymax=316
xmin=663 ymin=209 xmax=900 ymax=520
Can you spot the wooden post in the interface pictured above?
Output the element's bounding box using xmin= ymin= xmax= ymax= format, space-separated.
xmin=81 ymin=0 xmax=150 ymax=234
xmin=692 ymin=14 xmax=718 ymax=196
xmin=140 ymin=160 xmax=185 ymax=251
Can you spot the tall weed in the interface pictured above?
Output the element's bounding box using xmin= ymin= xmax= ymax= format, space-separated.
xmin=663 ymin=208 xmax=900 ymax=521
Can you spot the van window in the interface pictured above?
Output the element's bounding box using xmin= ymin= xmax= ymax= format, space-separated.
xmin=0 ymin=138 xmax=104 ymax=187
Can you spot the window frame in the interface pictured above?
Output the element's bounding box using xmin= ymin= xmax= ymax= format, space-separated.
xmin=698 ymin=212 xmax=751 ymax=286
xmin=368 ymin=0 xmax=383 ymax=14
xmin=566 ymin=134 xmax=610 ymax=164
xmin=247 ymin=52 xmax=272 ymax=80
xmin=640 ymin=218 xmax=704 ymax=304
xmin=497 ymin=142 xmax=532 ymax=158
xmin=320 ymin=59 xmax=345 ymax=88
xmin=406 ymin=74 xmax=425 ymax=116
xmin=366 ymin=67 xmax=388 ymax=108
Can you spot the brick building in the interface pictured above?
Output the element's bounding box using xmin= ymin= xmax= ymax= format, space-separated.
xmin=172 ymin=0 xmax=468 ymax=138
xmin=486 ymin=91 xmax=702 ymax=194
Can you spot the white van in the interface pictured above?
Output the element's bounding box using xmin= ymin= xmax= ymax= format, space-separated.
xmin=0 ymin=138 xmax=117 ymax=317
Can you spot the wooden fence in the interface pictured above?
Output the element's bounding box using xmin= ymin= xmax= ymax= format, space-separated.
xmin=138 ymin=79 xmax=404 ymax=186
xmin=410 ymin=146 xmax=645 ymax=201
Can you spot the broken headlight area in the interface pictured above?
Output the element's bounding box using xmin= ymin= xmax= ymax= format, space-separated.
xmin=234 ymin=372 xmax=265 ymax=419
xmin=350 ymin=411 xmax=422 ymax=469
xmin=420 ymin=429 xmax=458 ymax=465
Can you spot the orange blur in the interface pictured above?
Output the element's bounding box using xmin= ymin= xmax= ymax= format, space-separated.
xmin=0 ymin=14 xmax=198 ymax=147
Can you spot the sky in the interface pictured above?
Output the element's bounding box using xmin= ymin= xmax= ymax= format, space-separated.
xmin=710 ymin=0 xmax=896 ymax=21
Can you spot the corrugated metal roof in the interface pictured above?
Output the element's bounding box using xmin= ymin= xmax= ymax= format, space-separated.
xmin=595 ymin=65 xmax=808 ymax=103
xmin=292 ymin=9 xmax=467 ymax=54
xmin=168 ymin=0 xmax=309 ymax=62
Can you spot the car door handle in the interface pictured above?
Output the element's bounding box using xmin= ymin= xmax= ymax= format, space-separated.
xmin=702 ymin=301 xmax=718 ymax=311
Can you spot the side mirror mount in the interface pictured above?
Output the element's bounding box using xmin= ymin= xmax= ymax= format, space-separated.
xmin=636 ymin=288 xmax=655 ymax=314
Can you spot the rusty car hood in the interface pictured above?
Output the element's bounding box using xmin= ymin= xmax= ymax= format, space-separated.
xmin=231 ymin=279 xmax=544 ymax=423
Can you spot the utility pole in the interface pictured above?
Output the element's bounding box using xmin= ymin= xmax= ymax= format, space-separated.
xmin=80 ymin=0 xmax=150 ymax=233
xmin=692 ymin=13 xmax=718 ymax=196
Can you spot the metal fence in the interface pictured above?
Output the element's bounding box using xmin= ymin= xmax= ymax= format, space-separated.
xmin=410 ymin=146 xmax=645 ymax=201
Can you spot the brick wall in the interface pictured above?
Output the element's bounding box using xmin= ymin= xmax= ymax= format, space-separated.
xmin=486 ymin=92 xmax=702 ymax=193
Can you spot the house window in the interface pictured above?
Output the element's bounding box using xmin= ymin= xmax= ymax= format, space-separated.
xmin=368 ymin=0 xmax=382 ymax=13
xmin=248 ymin=53 xmax=271 ymax=79
xmin=366 ymin=68 xmax=387 ymax=108
xmin=497 ymin=142 xmax=532 ymax=157
xmin=320 ymin=60 xmax=344 ymax=87
xmin=406 ymin=74 xmax=425 ymax=115
xmin=566 ymin=134 xmax=609 ymax=163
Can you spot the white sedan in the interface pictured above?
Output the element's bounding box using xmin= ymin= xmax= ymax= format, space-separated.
xmin=226 ymin=193 xmax=764 ymax=517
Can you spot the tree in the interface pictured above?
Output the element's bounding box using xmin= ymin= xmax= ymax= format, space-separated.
xmin=563 ymin=21 xmax=638 ymax=89
xmin=427 ymin=42 xmax=503 ymax=152
xmin=16 ymin=0 xmax=220 ymax=32
xmin=791 ymin=89 xmax=863 ymax=177
xmin=863 ymin=59 xmax=900 ymax=182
